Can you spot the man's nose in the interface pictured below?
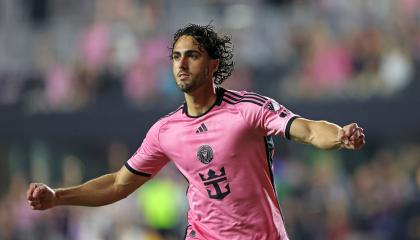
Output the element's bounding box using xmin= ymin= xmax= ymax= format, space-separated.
xmin=179 ymin=56 xmax=188 ymax=69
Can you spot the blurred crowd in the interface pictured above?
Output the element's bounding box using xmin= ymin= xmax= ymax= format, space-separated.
xmin=0 ymin=140 xmax=419 ymax=240
xmin=277 ymin=143 xmax=420 ymax=240
xmin=0 ymin=0 xmax=420 ymax=240
xmin=0 ymin=0 xmax=419 ymax=113
xmin=0 ymin=141 xmax=189 ymax=240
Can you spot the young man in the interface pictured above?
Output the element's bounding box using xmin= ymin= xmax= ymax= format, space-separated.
xmin=27 ymin=24 xmax=365 ymax=240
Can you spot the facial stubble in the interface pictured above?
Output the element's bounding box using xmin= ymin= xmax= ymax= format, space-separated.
xmin=176 ymin=68 xmax=210 ymax=93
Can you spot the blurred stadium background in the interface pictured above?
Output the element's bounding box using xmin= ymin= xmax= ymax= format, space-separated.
xmin=0 ymin=0 xmax=419 ymax=239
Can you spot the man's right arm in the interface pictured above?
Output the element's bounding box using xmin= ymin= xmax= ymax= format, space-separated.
xmin=27 ymin=165 xmax=149 ymax=210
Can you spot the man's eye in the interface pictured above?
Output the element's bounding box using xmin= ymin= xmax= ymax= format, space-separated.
xmin=172 ymin=55 xmax=180 ymax=60
xmin=190 ymin=54 xmax=199 ymax=60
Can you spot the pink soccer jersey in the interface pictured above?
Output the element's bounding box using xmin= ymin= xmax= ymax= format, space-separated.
xmin=126 ymin=88 xmax=299 ymax=240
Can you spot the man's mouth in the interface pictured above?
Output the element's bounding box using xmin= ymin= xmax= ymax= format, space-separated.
xmin=178 ymin=72 xmax=190 ymax=80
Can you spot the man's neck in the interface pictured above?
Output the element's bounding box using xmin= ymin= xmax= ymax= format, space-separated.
xmin=184 ymin=85 xmax=217 ymax=117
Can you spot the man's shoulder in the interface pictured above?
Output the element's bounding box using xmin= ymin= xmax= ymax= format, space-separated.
xmin=221 ymin=88 xmax=270 ymax=108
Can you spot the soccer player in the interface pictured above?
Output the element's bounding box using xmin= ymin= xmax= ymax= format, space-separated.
xmin=27 ymin=24 xmax=365 ymax=240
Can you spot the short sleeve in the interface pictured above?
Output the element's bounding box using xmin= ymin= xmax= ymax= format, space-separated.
xmin=260 ymin=99 xmax=299 ymax=138
xmin=125 ymin=121 xmax=169 ymax=177
xmin=241 ymin=97 xmax=299 ymax=139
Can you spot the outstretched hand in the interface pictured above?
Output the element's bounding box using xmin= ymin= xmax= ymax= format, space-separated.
xmin=27 ymin=183 xmax=56 ymax=210
xmin=338 ymin=123 xmax=365 ymax=150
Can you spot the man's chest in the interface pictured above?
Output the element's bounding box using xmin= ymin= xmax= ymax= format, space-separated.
xmin=160 ymin=114 xmax=249 ymax=166
xmin=162 ymin=113 xmax=256 ymax=199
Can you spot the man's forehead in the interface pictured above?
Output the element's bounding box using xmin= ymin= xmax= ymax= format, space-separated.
xmin=173 ymin=35 xmax=204 ymax=52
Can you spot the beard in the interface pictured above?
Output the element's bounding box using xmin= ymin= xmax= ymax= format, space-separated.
xmin=176 ymin=80 xmax=197 ymax=93
xmin=175 ymin=69 xmax=209 ymax=93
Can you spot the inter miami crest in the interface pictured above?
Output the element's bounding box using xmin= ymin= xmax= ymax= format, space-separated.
xmin=197 ymin=145 xmax=214 ymax=164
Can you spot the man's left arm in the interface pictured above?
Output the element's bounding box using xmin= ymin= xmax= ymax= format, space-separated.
xmin=289 ymin=118 xmax=365 ymax=150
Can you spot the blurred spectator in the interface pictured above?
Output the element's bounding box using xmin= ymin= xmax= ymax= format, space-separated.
xmin=80 ymin=22 xmax=110 ymax=74
xmin=1 ymin=0 xmax=419 ymax=109
xmin=299 ymin=22 xmax=353 ymax=98
xmin=44 ymin=64 xmax=75 ymax=110
xmin=379 ymin=41 xmax=413 ymax=96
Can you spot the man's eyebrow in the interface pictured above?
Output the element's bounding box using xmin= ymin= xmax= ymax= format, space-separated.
xmin=172 ymin=49 xmax=202 ymax=55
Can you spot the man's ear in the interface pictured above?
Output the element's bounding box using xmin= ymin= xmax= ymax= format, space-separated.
xmin=210 ymin=59 xmax=220 ymax=76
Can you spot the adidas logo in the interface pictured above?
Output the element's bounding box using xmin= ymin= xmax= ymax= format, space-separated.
xmin=196 ymin=123 xmax=208 ymax=133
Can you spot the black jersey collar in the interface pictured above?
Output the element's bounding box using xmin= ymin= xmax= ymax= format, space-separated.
xmin=182 ymin=87 xmax=225 ymax=118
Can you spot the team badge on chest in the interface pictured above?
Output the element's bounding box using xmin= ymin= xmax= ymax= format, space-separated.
xmin=197 ymin=145 xmax=214 ymax=164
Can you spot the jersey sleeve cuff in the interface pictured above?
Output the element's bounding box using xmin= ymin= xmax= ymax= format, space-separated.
xmin=124 ymin=163 xmax=152 ymax=177
xmin=285 ymin=116 xmax=300 ymax=140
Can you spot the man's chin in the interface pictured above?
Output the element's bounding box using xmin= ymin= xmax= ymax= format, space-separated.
xmin=176 ymin=82 xmax=194 ymax=93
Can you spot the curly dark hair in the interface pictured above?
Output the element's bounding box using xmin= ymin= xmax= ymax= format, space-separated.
xmin=170 ymin=23 xmax=234 ymax=85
